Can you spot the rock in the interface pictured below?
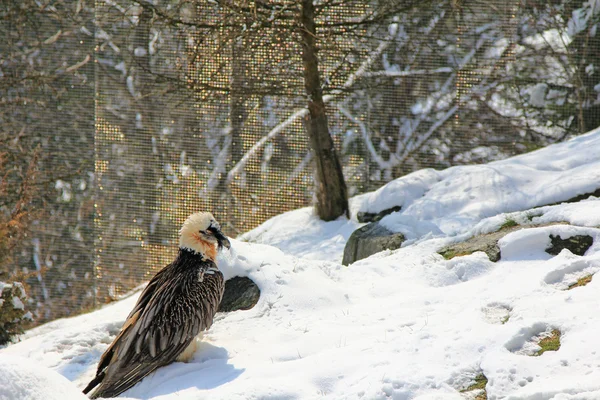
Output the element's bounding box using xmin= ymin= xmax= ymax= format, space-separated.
xmin=218 ymin=276 xmax=260 ymax=312
xmin=543 ymin=188 xmax=600 ymax=207
xmin=438 ymin=222 xmax=580 ymax=262
xmin=438 ymin=222 xmax=531 ymax=262
xmin=545 ymin=234 xmax=593 ymax=256
xmin=342 ymin=222 xmax=405 ymax=265
xmin=438 ymin=229 xmax=508 ymax=262
xmin=357 ymin=206 xmax=402 ymax=223
xmin=564 ymin=188 xmax=600 ymax=204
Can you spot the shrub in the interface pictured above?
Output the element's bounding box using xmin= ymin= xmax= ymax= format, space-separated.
xmin=0 ymin=281 xmax=32 ymax=345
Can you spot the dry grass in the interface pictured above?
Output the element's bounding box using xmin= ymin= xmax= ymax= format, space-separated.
xmin=536 ymin=329 xmax=561 ymax=356
xmin=567 ymin=275 xmax=593 ymax=290
xmin=500 ymin=218 xmax=518 ymax=230
xmin=440 ymin=249 xmax=473 ymax=260
xmin=461 ymin=373 xmax=488 ymax=400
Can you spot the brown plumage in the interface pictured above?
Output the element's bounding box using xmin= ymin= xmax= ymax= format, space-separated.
xmin=83 ymin=212 xmax=231 ymax=398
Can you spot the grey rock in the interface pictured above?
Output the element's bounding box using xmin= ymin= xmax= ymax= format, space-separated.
xmin=544 ymin=188 xmax=600 ymax=207
xmin=545 ymin=234 xmax=593 ymax=256
xmin=342 ymin=222 xmax=405 ymax=265
xmin=438 ymin=229 xmax=509 ymax=262
xmin=438 ymin=222 xmax=579 ymax=262
xmin=218 ymin=276 xmax=260 ymax=312
xmin=565 ymin=188 xmax=600 ymax=203
xmin=357 ymin=206 xmax=402 ymax=223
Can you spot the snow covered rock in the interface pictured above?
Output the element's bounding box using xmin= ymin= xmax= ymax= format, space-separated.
xmin=356 ymin=205 xmax=401 ymax=223
xmin=545 ymin=234 xmax=594 ymax=256
xmin=438 ymin=228 xmax=507 ymax=262
xmin=440 ymin=222 xmax=596 ymax=263
xmin=562 ymin=188 xmax=600 ymax=205
xmin=342 ymin=222 xmax=405 ymax=265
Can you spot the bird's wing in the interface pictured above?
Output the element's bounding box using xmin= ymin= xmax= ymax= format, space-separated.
xmin=87 ymin=262 xmax=224 ymax=399
xmin=86 ymin=265 xmax=170 ymax=388
xmin=126 ymin=265 xmax=170 ymax=320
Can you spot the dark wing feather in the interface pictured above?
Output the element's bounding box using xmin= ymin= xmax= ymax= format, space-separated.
xmin=84 ymin=265 xmax=171 ymax=396
xmin=85 ymin=258 xmax=224 ymax=399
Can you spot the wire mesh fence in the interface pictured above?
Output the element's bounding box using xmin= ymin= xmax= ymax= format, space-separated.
xmin=1 ymin=0 xmax=598 ymax=326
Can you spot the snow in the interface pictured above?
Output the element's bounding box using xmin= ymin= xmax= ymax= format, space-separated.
xmin=2 ymin=127 xmax=600 ymax=400
xmin=0 ymin=354 xmax=89 ymax=400
xmin=522 ymin=29 xmax=572 ymax=52
xmin=351 ymin=129 xmax=600 ymax=238
xmin=11 ymin=295 xmax=24 ymax=310
xmin=529 ymin=83 xmax=548 ymax=107
xmin=0 ymin=282 xmax=27 ymax=310
xmin=379 ymin=214 xmax=443 ymax=243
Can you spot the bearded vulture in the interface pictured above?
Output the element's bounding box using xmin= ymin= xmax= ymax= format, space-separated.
xmin=83 ymin=212 xmax=230 ymax=398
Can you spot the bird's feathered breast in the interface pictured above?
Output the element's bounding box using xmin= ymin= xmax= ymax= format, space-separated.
xmin=86 ymin=248 xmax=224 ymax=398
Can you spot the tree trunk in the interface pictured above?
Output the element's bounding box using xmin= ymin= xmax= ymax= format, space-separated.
xmin=299 ymin=0 xmax=349 ymax=221
xmin=564 ymin=0 xmax=600 ymax=134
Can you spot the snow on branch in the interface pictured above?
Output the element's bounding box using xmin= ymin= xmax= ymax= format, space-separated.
xmin=334 ymin=35 xmax=493 ymax=169
xmin=226 ymin=106 xmax=311 ymax=184
xmin=274 ymin=151 xmax=313 ymax=195
xmin=362 ymin=67 xmax=453 ymax=78
xmin=225 ymin=10 xmax=456 ymax=183
xmin=202 ymin=133 xmax=231 ymax=195
xmin=226 ymin=33 xmax=397 ymax=185
xmin=396 ymin=38 xmax=487 ymax=162
xmin=337 ymin=105 xmax=398 ymax=170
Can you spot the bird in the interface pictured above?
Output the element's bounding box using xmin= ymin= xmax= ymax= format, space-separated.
xmin=83 ymin=212 xmax=231 ymax=399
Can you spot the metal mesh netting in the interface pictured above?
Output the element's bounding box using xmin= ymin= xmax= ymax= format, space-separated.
xmin=1 ymin=0 xmax=599 ymax=324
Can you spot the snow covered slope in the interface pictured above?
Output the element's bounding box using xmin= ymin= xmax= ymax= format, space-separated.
xmin=2 ymin=128 xmax=600 ymax=400
xmin=244 ymin=129 xmax=600 ymax=259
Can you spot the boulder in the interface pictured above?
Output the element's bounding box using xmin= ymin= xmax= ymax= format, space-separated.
xmin=342 ymin=222 xmax=405 ymax=265
xmin=545 ymin=234 xmax=593 ymax=256
xmin=438 ymin=222 xmax=590 ymax=262
xmin=218 ymin=276 xmax=260 ymax=312
xmin=438 ymin=229 xmax=510 ymax=262
xmin=561 ymin=188 xmax=600 ymax=205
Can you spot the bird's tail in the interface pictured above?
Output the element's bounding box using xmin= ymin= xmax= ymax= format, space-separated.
xmin=82 ymin=371 xmax=105 ymax=398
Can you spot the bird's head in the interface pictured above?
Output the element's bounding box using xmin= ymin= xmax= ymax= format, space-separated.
xmin=179 ymin=212 xmax=231 ymax=260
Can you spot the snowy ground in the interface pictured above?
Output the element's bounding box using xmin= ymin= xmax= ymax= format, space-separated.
xmin=2 ymin=128 xmax=600 ymax=400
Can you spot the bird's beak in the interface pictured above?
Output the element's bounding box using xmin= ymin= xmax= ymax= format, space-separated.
xmin=209 ymin=227 xmax=231 ymax=250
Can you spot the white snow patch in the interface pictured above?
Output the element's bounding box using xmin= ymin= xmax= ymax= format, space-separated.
xmin=12 ymin=295 xmax=24 ymax=310
xmin=352 ymin=129 xmax=600 ymax=237
xmin=499 ymin=225 xmax=600 ymax=261
xmin=379 ymin=213 xmax=444 ymax=243
xmin=529 ymin=83 xmax=548 ymax=107
xmin=0 ymin=354 xmax=90 ymax=400
xmin=239 ymin=207 xmax=360 ymax=262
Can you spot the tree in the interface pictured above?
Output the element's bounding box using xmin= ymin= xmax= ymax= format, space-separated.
xmin=565 ymin=0 xmax=600 ymax=133
xmin=299 ymin=0 xmax=349 ymax=220
xmin=0 ymin=0 xmax=96 ymax=322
